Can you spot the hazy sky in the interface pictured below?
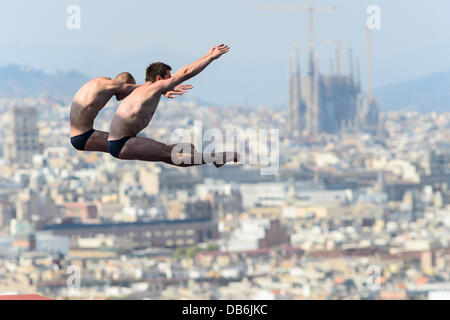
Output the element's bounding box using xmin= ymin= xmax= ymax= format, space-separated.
xmin=0 ymin=0 xmax=449 ymax=107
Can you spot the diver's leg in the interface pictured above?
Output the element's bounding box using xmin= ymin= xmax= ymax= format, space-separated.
xmin=84 ymin=130 xmax=110 ymax=153
xmin=117 ymin=137 xmax=239 ymax=167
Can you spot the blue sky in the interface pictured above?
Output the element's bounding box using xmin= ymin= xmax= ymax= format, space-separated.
xmin=0 ymin=0 xmax=449 ymax=107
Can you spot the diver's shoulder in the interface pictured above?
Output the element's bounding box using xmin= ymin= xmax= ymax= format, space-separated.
xmin=89 ymin=76 xmax=112 ymax=86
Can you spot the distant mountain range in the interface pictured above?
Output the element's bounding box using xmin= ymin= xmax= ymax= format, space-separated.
xmin=0 ymin=64 xmax=89 ymax=99
xmin=373 ymin=71 xmax=450 ymax=113
xmin=0 ymin=64 xmax=448 ymax=112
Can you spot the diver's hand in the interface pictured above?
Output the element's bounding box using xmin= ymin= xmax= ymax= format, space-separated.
xmin=175 ymin=84 xmax=194 ymax=92
xmin=209 ymin=44 xmax=230 ymax=60
xmin=165 ymin=84 xmax=193 ymax=99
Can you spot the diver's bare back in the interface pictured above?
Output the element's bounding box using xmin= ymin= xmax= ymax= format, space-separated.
xmin=108 ymin=83 xmax=161 ymax=141
xmin=70 ymin=77 xmax=115 ymax=136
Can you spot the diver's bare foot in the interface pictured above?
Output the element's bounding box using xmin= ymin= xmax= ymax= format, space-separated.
xmin=214 ymin=152 xmax=240 ymax=168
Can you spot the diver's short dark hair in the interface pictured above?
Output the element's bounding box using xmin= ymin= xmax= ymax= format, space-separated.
xmin=145 ymin=62 xmax=172 ymax=82
xmin=115 ymin=72 xmax=136 ymax=84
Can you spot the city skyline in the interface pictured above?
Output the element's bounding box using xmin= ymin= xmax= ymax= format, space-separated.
xmin=0 ymin=96 xmax=448 ymax=300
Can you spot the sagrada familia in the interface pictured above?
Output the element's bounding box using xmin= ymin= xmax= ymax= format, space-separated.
xmin=287 ymin=44 xmax=380 ymax=138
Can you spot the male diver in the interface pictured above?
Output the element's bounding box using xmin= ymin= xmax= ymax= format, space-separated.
xmin=107 ymin=44 xmax=239 ymax=167
xmin=70 ymin=72 xmax=191 ymax=153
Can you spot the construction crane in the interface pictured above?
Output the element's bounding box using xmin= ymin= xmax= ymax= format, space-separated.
xmin=253 ymin=0 xmax=335 ymax=53
xmin=365 ymin=25 xmax=383 ymax=136
xmin=253 ymin=1 xmax=335 ymax=138
xmin=366 ymin=26 xmax=373 ymax=105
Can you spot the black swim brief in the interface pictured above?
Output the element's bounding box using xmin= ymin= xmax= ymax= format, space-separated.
xmin=107 ymin=136 xmax=132 ymax=159
xmin=71 ymin=129 xmax=96 ymax=151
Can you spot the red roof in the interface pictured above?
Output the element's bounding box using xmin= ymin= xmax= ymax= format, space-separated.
xmin=416 ymin=277 xmax=429 ymax=285
xmin=334 ymin=277 xmax=346 ymax=284
xmin=0 ymin=295 xmax=53 ymax=300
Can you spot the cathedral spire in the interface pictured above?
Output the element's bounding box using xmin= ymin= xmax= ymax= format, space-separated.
xmin=349 ymin=48 xmax=354 ymax=85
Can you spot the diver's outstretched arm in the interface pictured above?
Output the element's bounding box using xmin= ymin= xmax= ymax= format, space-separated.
xmin=152 ymin=44 xmax=230 ymax=94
